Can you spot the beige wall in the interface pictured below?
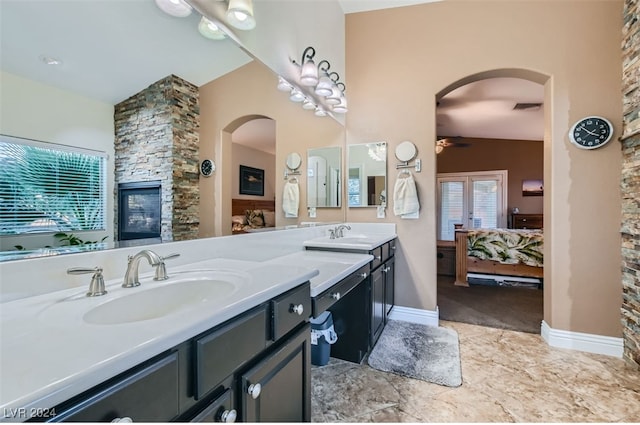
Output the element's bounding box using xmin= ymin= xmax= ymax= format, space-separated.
xmin=232 ymin=143 xmax=276 ymax=200
xmin=437 ymin=138 xmax=544 ymax=215
xmin=0 ymin=71 xmax=115 ymax=250
xmin=198 ymin=60 xmax=345 ymax=237
xmin=346 ymin=0 xmax=623 ymax=337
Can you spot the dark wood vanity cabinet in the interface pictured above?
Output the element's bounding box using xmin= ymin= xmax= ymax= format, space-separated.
xmin=308 ymin=238 xmax=396 ymax=364
xmin=44 ymin=283 xmax=311 ymax=423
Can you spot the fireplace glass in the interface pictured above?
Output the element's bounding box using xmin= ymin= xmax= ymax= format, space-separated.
xmin=118 ymin=181 xmax=161 ymax=241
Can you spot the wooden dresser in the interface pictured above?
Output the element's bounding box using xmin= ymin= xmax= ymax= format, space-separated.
xmin=511 ymin=213 xmax=543 ymax=229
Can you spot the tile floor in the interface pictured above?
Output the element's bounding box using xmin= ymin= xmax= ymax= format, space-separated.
xmin=311 ymin=321 xmax=640 ymax=422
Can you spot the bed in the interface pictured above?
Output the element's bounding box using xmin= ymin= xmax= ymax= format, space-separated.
xmin=231 ymin=198 xmax=276 ymax=234
xmin=454 ymin=228 xmax=543 ymax=286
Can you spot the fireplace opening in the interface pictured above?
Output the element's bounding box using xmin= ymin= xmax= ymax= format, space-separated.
xmin=118 ymin=181 xmax=161 ymax=241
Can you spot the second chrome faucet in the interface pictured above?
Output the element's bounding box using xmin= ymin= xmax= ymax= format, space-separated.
xmin=122 ymin=250 xmax=180 ymax=288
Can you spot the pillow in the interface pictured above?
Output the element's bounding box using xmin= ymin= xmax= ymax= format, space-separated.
xmin=232 ymin=215 xmax=247 ymax=225
xmin=262 ymin=211 xmax=276 ymax=227
xmin=245 ymin=209 xmax=265 ymax=228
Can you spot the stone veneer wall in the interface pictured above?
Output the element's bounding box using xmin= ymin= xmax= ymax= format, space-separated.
xmin=621 ymin=0 xmax=640 ymax=369
xmin=114 ymin=75 xmax=200 ymax=242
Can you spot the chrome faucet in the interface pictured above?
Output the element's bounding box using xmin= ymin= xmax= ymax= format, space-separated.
xmin=122 ymin=250 xmax=180 ymax=288
xmin=335 ymin=224 xmax=351 ymax=238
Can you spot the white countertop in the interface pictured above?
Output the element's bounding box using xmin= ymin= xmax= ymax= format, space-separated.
xmin=268 ymin=251 xmax=373 ymax=297
xmin=303 ymin=232 xmax=396 ymax=251
xmin=0 ymin=251 xmax=374 ymax=420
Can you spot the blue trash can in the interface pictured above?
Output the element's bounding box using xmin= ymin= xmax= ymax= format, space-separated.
xmin=310 ymin=311 xmax=338 ymax=366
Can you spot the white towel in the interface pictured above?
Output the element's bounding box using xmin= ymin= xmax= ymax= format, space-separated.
xmin=282 ymin=181 xmax=299 ymax=218
xmin=393 ymin=171 xmax=419 ymax=218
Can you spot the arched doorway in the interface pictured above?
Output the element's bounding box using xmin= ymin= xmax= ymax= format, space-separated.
xmin=434 ymin=69 xmax=549 ymax=334
xmin=216 ymin=115 xmax=276 ymax=236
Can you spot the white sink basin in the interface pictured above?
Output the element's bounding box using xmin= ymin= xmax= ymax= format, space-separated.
xmin=303 ymin=233 xmax=394 ymax=250
xmin=84 ymin=279 xmax=236 ymax=325
xmin=40 ymin=270 xmax=248 ymax=326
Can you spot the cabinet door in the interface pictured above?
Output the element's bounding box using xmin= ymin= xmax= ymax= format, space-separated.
xmin=370 ymin=267 xmax=385 ymax=347
xmin=239 ymin=324 xmax=311 ymax=422
xmin=189 ymin=389 xmax=236 ymax=422
xmin=383 ymin=258 xmax=395 ymax=320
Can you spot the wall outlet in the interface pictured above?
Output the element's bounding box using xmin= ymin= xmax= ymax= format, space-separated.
xmin=308 ymin=207 xmax=316 ymax=218
xmin=377 ymin=205 xmax=385 ymax=219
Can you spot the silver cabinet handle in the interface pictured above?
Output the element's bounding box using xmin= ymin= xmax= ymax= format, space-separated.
xmin=111 ymin=418 xmax=132 ymax=423
xmin=376 ymin=255 xmax=382 ymax=260
xmin=291 ymin=304 xmax=304 ymax=315
xmin=360 ymin=272 xmax=368 ymax=279
xmin=219 ymin=409 xmax=237 ymax=423
xmin=391 ymin=245 xmax=396 ymax=250
xmin=248 ymin=383 xmax=261 ymax=399
xmin=382 ymin=266 xmax=390 ymax=273
xmin=331 ymin=292 xmax=341 ymax=300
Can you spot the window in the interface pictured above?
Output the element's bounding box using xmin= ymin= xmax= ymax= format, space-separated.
xmin=437 ymin=170 xmax=507 ymax=240
xmin=0 ymin=135 xmax=107 ymax=235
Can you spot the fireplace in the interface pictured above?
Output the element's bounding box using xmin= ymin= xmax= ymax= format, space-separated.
xmin=118 ymin=181 xmax=161 ymax=241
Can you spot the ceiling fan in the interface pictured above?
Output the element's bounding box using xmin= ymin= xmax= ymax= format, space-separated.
xmin=435 ymin=137 xmax=470 ymax=153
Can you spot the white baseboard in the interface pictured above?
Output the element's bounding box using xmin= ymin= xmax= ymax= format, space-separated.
xmin=541 ymin=320 xmax=623 ymax=358
xmin=388 ymin=305 xmax=439 ymax=327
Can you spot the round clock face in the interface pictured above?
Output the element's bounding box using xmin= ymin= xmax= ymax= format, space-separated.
xmin=200 ymin=159 xmax=215 ymax=177
xmin=569 ymin=116 xmax=613 ymax=150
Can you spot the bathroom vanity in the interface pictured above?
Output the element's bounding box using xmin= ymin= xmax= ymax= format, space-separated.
xmin=303 ymin=233 xmax=397 ymax=363
xmin=44 ymin=283 xmax=312 ymax=422
xmin=0 ymin=223 xmax=396 ymax=423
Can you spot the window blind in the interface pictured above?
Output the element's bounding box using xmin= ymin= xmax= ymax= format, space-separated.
xmin=440 ymin=181 xmax=464 ymax=240
xmin=0 ymin=136 xmax=107 ymax=235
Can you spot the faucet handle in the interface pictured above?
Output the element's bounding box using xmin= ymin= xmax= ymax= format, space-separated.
xmin=161 ymin=253 xmax=180 ymax=261
xmin=153 ymin=253 xmax=180 ymax=281
xmin=67 ymin=267 xmax=107 ymax=297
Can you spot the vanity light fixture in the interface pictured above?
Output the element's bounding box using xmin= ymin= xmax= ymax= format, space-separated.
xmin=289 ymin=88 xmax=305 ymax=102
xmin=333 ymin=97 xmax=348 ymax=114
xmin=314 ymin=107 xmax=328 ymax=117
xmin=226 ymin=0 xmax=256 ymax=30
xmin=302 ymin=98 xmax=316 ymax=110
xmin=299 ymin=47 xmax=319 ymax=86
xmin=198 ymin=16 xmax=227 ymax=40
xmin=277 ymin=76 xmax=293 ymax=92
xmin=154 ymin=0 xmax=192 ymax=17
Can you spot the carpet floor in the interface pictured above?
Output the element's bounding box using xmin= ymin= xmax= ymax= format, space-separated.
xmin=437 ymin=275 xmax=543 ymax=334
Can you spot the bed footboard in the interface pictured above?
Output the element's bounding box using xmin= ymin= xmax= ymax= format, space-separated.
xmin=454 ymin=229 xmax=544 ymax=286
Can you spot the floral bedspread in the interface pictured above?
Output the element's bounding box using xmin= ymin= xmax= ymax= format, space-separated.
xmin=467 ymin=228 xmax=543 ymax=267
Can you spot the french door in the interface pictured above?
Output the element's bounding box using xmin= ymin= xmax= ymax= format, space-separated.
xmin=437 ymin=170 xmax=508 ymax=241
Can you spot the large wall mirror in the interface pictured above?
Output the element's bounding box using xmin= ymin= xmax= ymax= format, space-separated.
xmin=347 ymin=143 xmax=387 ymax=207
xmin=307 ymin=147 xmax=342 ymax=208
xmin=0 ymin=0 xmax=346 ymax=260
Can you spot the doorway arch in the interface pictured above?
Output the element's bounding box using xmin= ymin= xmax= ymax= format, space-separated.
xmin=216 ymin=114 xmax=275 ymax=237
xmin=434 ymin=68 xmax=551 ymax=334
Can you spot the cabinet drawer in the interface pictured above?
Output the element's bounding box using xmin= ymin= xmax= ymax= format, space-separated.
xmin=369 ymin=246 xmax=383 ymax=270
xmin=271 ymin=283 xmax=311 ymax=341
xmin=312 ymin=264 xmax=369 ymax=317
xmin=52 ymin=352 xmax=180 ymax=422
xmin=387 ymin=239 xmax=397 ymax=257
xmin=194 ymin=306 xmax=268 ymax=400
xmin=513 ymin=214 xmax=543 ymax=229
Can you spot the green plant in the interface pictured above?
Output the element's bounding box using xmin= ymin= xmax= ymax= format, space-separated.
xmin=54 ymin=232 xmax=108 ymax=247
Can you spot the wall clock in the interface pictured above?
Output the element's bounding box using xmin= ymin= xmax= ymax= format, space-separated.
xmin=200 ymin=159 xmax=215 ymax=177
xmin=568 ymin=116 xmax=614 ymax=150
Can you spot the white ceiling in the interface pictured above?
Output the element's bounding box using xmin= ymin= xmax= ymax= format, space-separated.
xmin=1 ymin=0 xmax=543 ymax=153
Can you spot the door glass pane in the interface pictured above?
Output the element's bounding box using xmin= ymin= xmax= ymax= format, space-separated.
xmin=440 ymin=181 xmax=464 ymax=240
xmin=472 ymin=180 xmax=498 ymax=229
